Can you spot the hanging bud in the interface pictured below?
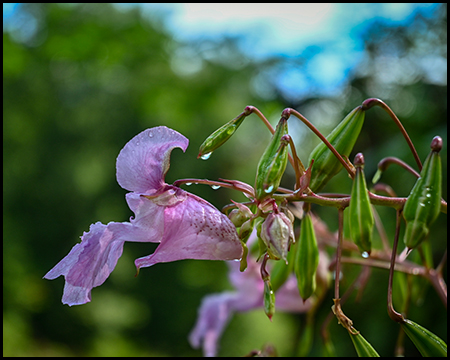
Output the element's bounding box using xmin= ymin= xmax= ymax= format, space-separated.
xmin=228 ymin=201 xmax=253 ymax=228
xmin=401 ymin=319 xmax=447 ymax=357
xmin=403 ymin=136 xmax=442 ymax=250
xmin=294 ymin=212 xmax=319 ymax=301
xmin=198 ymin=112 xmax=246 ymax=159
xmin=260 ymin=254 xmax=275 ymax=321
xmin=348 ymin=153 xmax=374 ymax=255
xmin=255 ymin=118 xmax=289 ymax=200
xmin=308 ymin=106 xmax=365 ymax=192
xmin=260 ymin=211 xmax=295 ymax=262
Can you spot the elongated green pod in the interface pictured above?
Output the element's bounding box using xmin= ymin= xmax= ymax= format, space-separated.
xmin=260 ymin=254 xmax=275 ymax=321
xmin=348 ymin=153 xmax=374 ymax=255
xmin=255 ymin=118 xmax=289 ymax=200
xmin=403 ymin=136 xmax=442 ymax=250
xmin=198 ymin=112 xmax=246 ymax=159
xmin=308 ymin=106 xmax=365 ymax=192
xmin=263 ymin=280 xmax=275 ymax=321
xmin=349 ymin=331 xmax=380 ymax=357
xmin=401 ymin=319 xmax=447 ymax=357
xmin=294 ymin=212 xmax=319 ymax=301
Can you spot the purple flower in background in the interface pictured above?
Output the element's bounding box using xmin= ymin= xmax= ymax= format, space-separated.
xmin=44 ymin=126 xmax=243 ymax=306
xmin=188 ymin=253 xmax=313 ymax=357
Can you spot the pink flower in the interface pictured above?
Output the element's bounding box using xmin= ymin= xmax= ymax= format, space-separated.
xmin=188 ymin=254 xmax=312 ymax=357
xmin=44 ymin=127 xmax=243 ymax=306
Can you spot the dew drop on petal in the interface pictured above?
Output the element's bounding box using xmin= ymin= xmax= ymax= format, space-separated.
xmin=211 ymin=185 xmax=221 ymax=190
xmin=185 ymin=182 xmax=192 ymax=186
xmin=148 ymin=131 xmax=153 ymax=138
xmin=200 ymin=152 xmax=212 ymax=160
xmin=361 ymin=251 xmax=369 ymax=258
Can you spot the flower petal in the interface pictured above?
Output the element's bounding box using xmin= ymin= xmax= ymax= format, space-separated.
xmin=124 ymin=192 xmax=165 ymax=242
xmin=188 ymin=292 xmax=238 ymax=357
xmin=135 ymin=190 xmax=242 ymax=269
xmin=116 ymin=127 xmax=189 ymax=194
xmin=189 ymin=254 xmax=312 ymax=356
xmin=44 ymin=222 xmax=129 ymax=306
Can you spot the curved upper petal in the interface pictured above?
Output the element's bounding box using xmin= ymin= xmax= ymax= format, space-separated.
xmin=135 ymin=189 xmax=243 ymax=269
xmin=43 ymin=222 xmax=129 ymax=306
xmin=116 ymin=127 xmax=189 ymax=194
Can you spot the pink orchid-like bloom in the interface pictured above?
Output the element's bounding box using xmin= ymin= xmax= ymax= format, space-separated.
xmin=189 ymin=229 xmax=331 ymax=357
xmin=44 ymin=126 xmax=243 ymax=306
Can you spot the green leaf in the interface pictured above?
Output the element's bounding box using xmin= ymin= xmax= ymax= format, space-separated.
xmin=402 ymin=319 xmax=447 ymax=357
xmin=349 ymin=330 xmax=380 ymax=357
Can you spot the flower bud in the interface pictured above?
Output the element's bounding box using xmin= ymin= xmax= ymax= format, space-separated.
xmin=198 ymin=112 xmax=246 ymax=159
xmin=403 ymin=136 xmax=442 ymax=250
xmin=260 ymin=211 xmax=294 ymax=262
xmin=263 ymin=279 xmax=276 ymax=321
xmin=260 ymin=254 xmax=275 ymax=321
xmin=255 ymin=118 xmax=289 ymax=200
xmin=308 ymin=106 xmax=365 ymax=192
xmin=348 ymin=153 xmax=374 ymax=255
xmin=294 ymin=212 xmax=319 ymax=301
xmin=228 ymin=201 xmax=253 ymax=228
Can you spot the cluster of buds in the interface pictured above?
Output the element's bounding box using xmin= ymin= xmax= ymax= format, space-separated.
xmin=194 ymin=98 xmax=446 ymax=356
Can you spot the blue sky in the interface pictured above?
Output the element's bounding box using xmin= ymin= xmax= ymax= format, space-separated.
xmin=4 ymin=3 xmax=444 ymax=100
xmin=133 ymin=3 xmax=443 ymax=99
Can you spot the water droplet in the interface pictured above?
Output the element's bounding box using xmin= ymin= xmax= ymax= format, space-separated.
xmin=136 ymin=141 xmax=140 ymax=146
xmin=185 ymin=183 xmax=192 ymax=186
xmin=211 ymin=185 xmax=221 ymax=190
xmin=264 ymin=185 xmax=274 ymax=193
xmin=200 ymin=152 xmax=212 ymax=160
xmin=148 ymin=131 xmax=153 ymax=138
xmin=361 ymin=251 xmax=369 ymax=258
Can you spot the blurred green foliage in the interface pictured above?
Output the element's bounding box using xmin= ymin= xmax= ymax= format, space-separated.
xmin=3 ymin=3 xmax=446 ymax=357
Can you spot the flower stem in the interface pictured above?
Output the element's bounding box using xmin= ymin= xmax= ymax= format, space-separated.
xmin=282 ymin=107 xmax=355 ymax=179
xmin=387 ymin=210 xmax=405 ymax=323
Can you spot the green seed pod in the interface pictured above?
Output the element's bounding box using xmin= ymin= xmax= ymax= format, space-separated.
xmin=403 ymin=136 xmax=442 ymax=250
xmin=294 ymin=212 xmax=319 ymax=301
xmin=263 ymin=279 xmax=275 ymax=321
xmin=255 ymin=118 xmax=289 ymax=200
xmin=198 ymin=112 xmax=246 ymax=159
xmin=260 ymin=254 xmax=275 ymax=321
xmin=401 ymin=319 xmax=447 ymax=357
xmin=308 ymin=106 xmax=365 ymax=192
xmin=348 ymin=153 xmax=374 ymax=255
xmin=349 ymin=331 xmax=380 ymax=357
